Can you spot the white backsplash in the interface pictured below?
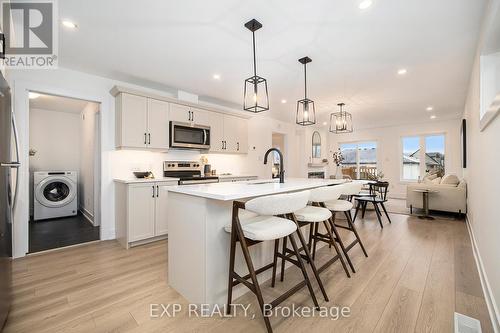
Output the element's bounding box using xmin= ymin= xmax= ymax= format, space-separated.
xmin=110 ymin=149 xmax=249 ymax=179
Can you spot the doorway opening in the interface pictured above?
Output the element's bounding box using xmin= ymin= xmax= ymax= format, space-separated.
xmin=271 ymin=132 xmax=286 ymax=179
xmin=28 ymin=92 xmax=101 ymax=253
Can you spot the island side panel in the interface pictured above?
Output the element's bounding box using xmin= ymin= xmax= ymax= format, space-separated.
xmin=168 ymin=192 xmax=207 ymax=304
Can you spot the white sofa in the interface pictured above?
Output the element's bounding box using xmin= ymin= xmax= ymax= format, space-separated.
xmin=406 ymin=175 xmax=467 ymax=214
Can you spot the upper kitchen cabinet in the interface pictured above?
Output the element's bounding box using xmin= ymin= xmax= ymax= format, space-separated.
xmin=169 ymin=103 xmax=209 ymax=125
xmin=147 ymin=99 xmax=169 ymax=149
xmin=209 ymin=113 xmax=248 ymax=154
xmin=115 ymin=93 xmax=169 ymax=150
xmin=224 ymin=115 xmax=248 ymax=154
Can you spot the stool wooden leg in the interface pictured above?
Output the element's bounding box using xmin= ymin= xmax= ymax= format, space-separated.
xmin=235 ymin=222 xmax=273 ymax=333
xmin=361 ymin=201 xmax=367 ymax=218
xmin=271 ymin=239 xmax=279 ymax=288
xmin=288 ymin=234 xmax=320 ymax=310
xmin=353 ymin=200 xmax=362 ymax=222
xmin=346 ymin=210 xmax=368 ymax=257
xmin=226 ymin=226 xmax=237 ymax=314
xmin=312 ymin=222 xmax=320 ymax=257
xmin=329 ymin=216 xmax=356 ymax=273
xmin=289 ymin=215 xmax=329 ymax=302
xmin=322 ymin=219 xmax=351 ymax=278
xmin=280 ymin=236 xmax=287 ymax=282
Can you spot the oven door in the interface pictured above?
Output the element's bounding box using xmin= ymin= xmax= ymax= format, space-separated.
xmin=170 ymin=122 xmax=210 ymax=150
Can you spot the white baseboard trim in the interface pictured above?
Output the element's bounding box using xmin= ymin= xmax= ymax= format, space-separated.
xmin=80 ymin=207 xmax=94 ymax=225
xmin=465 ymin=215 xmax=500 ymax=333
xmin=100 ymin=228 xmax=115 ymax=241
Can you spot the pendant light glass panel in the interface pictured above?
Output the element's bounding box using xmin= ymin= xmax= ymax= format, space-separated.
xmin=329 ymin=103 xmax=353 ymax=133
xmin=243 ymin=19 xmax=269 ymax=113
xmin=296 ymin=98 xmax=316 ymax=126
xmin=244 ymin=75 xmax=269 ymax=112
xmin=296 ymin=56 xmax=315 ymax=126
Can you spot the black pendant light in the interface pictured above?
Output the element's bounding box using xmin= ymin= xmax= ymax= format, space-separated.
xmin=296 ymin=56 xmax=316 ymax=126
xmin=329 ymin=103 xmax=353 ymax=133
xmin=243 ymin=19 xmax=269 ymax=113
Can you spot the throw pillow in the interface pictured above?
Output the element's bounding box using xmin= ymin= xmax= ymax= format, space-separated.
xmin=441 ymin=174 xmax=460 ymax=186
xmin=431 ymin=177 xmax=441 ymax=184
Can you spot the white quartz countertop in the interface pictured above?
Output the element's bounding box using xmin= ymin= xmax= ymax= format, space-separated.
xmin=167 ymin=178 xmax=346 ymax=201
xmin=114 ymin=177 xmax=179 ymax=184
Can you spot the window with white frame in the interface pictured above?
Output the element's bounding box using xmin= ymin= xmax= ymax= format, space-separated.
xmin=401 ymin=134 xmax=445 ymax=181
xmin=339 ymin=141 xmax=377 ymax=180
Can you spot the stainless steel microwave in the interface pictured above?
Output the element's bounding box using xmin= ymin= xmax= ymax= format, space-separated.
xmin=169 ymin=121 xmax=210 ymax=150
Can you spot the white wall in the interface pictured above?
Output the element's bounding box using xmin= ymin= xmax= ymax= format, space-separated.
xmin=7 ymin=67 xmax=307 ymax=258
xmin=462 ymin=0 xmax=500 ymax=327
xmin=29 ymin=108 xmax=81 ymax=214
xmin=80 ymin=102 xmax=99 ymax=223
xmin=327 ymin=119 xmax=462 ymax=198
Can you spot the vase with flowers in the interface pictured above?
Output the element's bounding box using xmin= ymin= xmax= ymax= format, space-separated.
xmin=332 ymin=149 xmax=344 ymax=179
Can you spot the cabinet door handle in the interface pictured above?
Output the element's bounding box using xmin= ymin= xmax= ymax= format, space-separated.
xmin=152 ymin=186 xmax=155 ymax=198
xmin=237 ymin=142 xmax=239 ymax=151
xmin=148 ymin=133 xmax=151 ymax=145
xmin=191 ymin=111 xmax=194 ymax=122
xmin=188 ymin=111 xmax=192 ymax=121
xmin=156 ymin=185 xmax=159 ymax=197
xmin=144 ymin=133 xmax=147 ymax=145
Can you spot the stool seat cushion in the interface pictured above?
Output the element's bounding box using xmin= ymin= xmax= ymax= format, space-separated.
xmin=295 ymin=206 xmax=332 ymax=223
xmin=225 ymin=216 xmax=297 ymax=241
xmin=324 ymin=199 xmax=353 ymax=212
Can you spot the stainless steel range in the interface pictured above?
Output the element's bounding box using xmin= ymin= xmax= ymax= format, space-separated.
xmin=163 ymin=161 xmax=219 ymax=185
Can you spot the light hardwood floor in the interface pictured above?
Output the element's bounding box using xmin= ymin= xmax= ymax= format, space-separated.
xmin=5 ymin=211 xmax=494 ymax=333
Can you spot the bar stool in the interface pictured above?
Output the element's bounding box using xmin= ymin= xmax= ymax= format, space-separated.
xmin=324 ymin=182 xmax=368 ymax=268
xmin=225 ymin=190 xmax=324 ymax=333
xmin=284 ymin=186 xmax=352 ymax=279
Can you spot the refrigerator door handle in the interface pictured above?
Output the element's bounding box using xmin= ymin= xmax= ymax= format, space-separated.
xmin=12 ymin=110 xmax=20 ymax=211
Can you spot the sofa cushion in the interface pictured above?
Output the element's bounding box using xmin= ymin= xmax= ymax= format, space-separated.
xmin=425 ymin=174 xmax=438 ymax=181
xmin=441 ymin=174 xmax=460 ymax=186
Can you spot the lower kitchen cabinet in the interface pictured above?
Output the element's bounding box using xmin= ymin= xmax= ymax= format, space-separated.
xmin=115 ymin=180 xmax=177 ymax=248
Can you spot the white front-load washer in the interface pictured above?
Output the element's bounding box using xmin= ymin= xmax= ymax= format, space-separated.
xmin=33 ymin=171 xmax=78 ymax=221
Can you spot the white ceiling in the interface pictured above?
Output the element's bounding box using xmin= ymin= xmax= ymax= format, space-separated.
xmin=29 ymin=93 xmax=90 ymax=113
xmin=58 ymin=0 xmax=487 ymax=128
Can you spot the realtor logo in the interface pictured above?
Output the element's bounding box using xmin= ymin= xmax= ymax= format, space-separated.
xmin=0 ymin=0 xmax=58 ymax=68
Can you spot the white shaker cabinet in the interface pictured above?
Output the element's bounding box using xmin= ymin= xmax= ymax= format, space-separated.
xmin=115 ymin=93 xmax=169 ymax=150
xmin=208 ymin=113 xmax=248 ymax=154
xmin=169 ymin=103 xmax=209 ymax=125
xmin=208 ymin=112 xmax=224 ymax=152
xmin=147 ymin=99 xmax=170 ymax=149
xmin=115 ymin=180 xmax=177 ymax=248
xmin=116 ymin=93 xmax=148 ymax=148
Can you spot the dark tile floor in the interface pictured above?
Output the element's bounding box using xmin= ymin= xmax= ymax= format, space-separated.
xmin=29 ymin=212 xmax=100 ymax=253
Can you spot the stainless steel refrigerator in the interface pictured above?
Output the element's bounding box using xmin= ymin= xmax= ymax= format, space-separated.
xmin=0 ymin=72 xmax=19 ymax=331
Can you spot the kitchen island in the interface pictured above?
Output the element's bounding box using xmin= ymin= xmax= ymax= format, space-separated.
xmin=167 ymin=178 xmax=345 ymax=305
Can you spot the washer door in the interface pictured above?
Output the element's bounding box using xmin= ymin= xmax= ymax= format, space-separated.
xmin=35 ymin=176 xmax=76 ymax=208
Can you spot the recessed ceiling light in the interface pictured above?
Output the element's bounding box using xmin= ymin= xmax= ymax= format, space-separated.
xmin=397 ymin=68 xmax=407 ymax=75
xmin=62 ymin=20 xmax=77 ymax=29
xmin=323 ymin=121 xmax=327 ymax=126
xmin=212 ymin=74 xmax=221 ymax=80
xmin=430 ymin=115 xmax=437 ymax=119
xmin=359 ymin=0 xmax=373 ymax=10
xmin=281 ymin=99 xmax=287 ymax=104
xmin=426 ymin=106 xmax=434 ymax=111
xmin=29 ymin=92 xmax=40 ymax=99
